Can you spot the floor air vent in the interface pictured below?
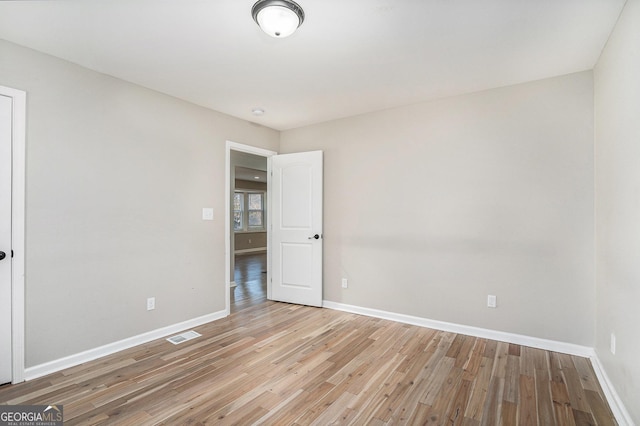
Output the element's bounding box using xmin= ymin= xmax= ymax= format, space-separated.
xmin=166 ymin=330 xmax=201 ymax=345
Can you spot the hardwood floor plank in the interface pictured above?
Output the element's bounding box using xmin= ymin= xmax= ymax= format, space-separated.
xmin=503 ymin=354 xmax=520 ymax=404
xmin=215 ymin=403 xmax=269 ymax=425
xmin=254 ymin=388 xmax=306 ymax=425
xmin=447 ymin=334 xmax=468 ymax=358
xmin=531 ymin=346 xmax=550 ymax=370
xmin=520 ymin=346 xmax=537 ymax=378
xmin=536 ymin=366 xmax=557 ymax=425
xmin=356 ymin=370 xmax=407 ymax=423
xmin=419 ymin=356 xmax=455 ymax=406
xmin=372 ymin=374 xmax=416 ymax=422
xmin=400 ymin=326 xmax=437 ymax=356
xmin=463 ymin=418 xmax=481 ymax=426
xmin=446 ymin=378 xmax=473 ymax=425
xmin=462 ymin=338 xmax=486 ymax=381
xmin=552 ymin=380 xmax=577 ymax=426
xmin=407 ymin=402 xmax=434 ymax=424
xmin=556 ymin=405 xmax=579 ymax=426
xmin=508 ymin=343 xmax=521 ymax=356
xmin=464 ymin=355 xmax=495 ymax=421
xmin=264 ymin=384 xmax=334 ymax=425
xmin=390 ymin=378 xmax=430 ymax=423
xmin=309 ymin=391 xmax=355 ymax=425
xmin=70 ymin=412 xmax=110 ymax=425
xmin=573 ymin=408 xmax=597 ymax=425
xmin=491 ymin=342 xmax=510 ymax=380
xmin=550 ymin=351 xmax=566 ymax=383
xmin=480 ymin=377 xmax=504 ymax=426
xmin=518 ymin=374 xmax=537 ymax=425
xmin=483 ymin=340 xmax=498 ymax=359
xmin=500 ymin=400 xmax=517 ymax=425
xmin=0 ymin=378 xmax=57 ymax=402
xmin=342 ymin=354 xmax=405 ymax=424
xmin=585 ymin=390 xmax=617 ymax=426
xmin=424 ymin=364 xmax=465 ymax=424
xmin=563 ymin=363 xmax=592 ymax=413
xmin=388 ymin=349 xmax=445 ymax=423
xmin=573 ymin=356 xmax=600 ymax=393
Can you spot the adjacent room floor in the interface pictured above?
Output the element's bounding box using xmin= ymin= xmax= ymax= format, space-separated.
xmin=0 ymin=253 xmax=616 ymax=424
xmin=232 ymin=251 xmax=267 ymax=312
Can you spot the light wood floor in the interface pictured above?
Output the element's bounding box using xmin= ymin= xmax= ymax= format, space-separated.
xmin=0 ymin=254 xmax=616 ymax=425
xmin=232 ymin=252 xmax=268 ymax=314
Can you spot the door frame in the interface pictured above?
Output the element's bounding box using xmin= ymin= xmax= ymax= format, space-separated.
xmin=224 ymin=141 xmax=276 ymax=315
xmin=0 ymin=85 xmax=26 ymax=384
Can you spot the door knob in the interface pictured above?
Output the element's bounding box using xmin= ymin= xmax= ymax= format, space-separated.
xmin=0 ymin=251 xmax=5 ymax=261
xmin=308 ymin=234 xmax=320 ymax=240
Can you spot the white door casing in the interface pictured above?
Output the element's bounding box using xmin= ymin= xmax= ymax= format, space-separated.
xmin=270 ymin=151 xmax=323 ymax=307
xmin=0 ymin=94 xmax=12 ymax=384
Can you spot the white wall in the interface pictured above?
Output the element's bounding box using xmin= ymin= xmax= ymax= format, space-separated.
xmin=282 ymin=72 xmax=595 ymax=346
xmin=0 ymin=39 xmax=279 ymax=367
xmin=594 ymin=0 xmax=640 ymax=422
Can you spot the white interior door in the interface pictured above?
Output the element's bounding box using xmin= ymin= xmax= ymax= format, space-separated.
xmin=269 ymin=151 xmax=323 ymax=307
xmin=0 ymin=94 xmax=13 ymax=384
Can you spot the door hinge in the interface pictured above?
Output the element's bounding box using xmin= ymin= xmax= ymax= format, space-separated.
xmin=12 ymin=250 xmax=14 ymax=258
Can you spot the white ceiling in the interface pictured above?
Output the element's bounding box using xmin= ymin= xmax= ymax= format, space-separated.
xmin=0 ymin=0 xmax=626 ymax=131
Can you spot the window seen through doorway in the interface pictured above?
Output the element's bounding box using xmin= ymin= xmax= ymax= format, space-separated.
xmin=234 ymin=191 xmax=265 ymax=231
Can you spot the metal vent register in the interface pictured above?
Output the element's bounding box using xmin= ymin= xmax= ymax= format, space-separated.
xmin=166 ymin=330 xmax=201 ymax=345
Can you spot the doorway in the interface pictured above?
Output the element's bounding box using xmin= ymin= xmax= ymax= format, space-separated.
xmin=232 ymin=160 xmax=268 ymax=311
xmin=225 ymin=141 xmax=276 ymax=314
xmin=225 ymin=141 xmax=324 ymax=313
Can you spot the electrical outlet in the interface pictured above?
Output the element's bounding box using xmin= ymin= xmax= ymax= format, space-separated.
xmin=610 ymin=333 xmax=616 ymax=355
xmin=202 ymin=208 xmax=214 ymax=221
xmin=341 ymin=278 xmax=348 ymax=289
xmin=147 ymin=297 xmax=155 ymax=311
xmin=487 ymin=295 xmax=497 ymax=308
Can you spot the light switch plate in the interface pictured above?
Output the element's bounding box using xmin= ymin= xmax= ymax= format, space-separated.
xmin=202 ymin=208 xmax=214 ymax=221
xmin=487 ymin=295 xmax=497 ymax=308
xmin=610 ymin=333 xmax=616 ymax=355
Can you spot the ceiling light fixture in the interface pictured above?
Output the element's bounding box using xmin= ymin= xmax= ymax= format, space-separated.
xmin=252 ymin=107 xmax=265 ymax=116
xmin=251 ymin=0 xmax=305 ymax=38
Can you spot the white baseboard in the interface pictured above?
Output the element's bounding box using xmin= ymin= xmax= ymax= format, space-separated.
xmin=322 ymin=300 xmax=634 ymax=425
xmin=24 ymin=309 xmax=227 ymax=381
xmin=590 ymin=354 xmax=635 ymax=426
xmin=322 ymin=301 xmax=594 ymax=357
xmin=234 ymin=248 xmax=267 ymax=255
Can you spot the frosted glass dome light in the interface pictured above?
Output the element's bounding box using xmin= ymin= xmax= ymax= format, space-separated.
xmin=251 ymin=0 xmax=305 ymax=38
